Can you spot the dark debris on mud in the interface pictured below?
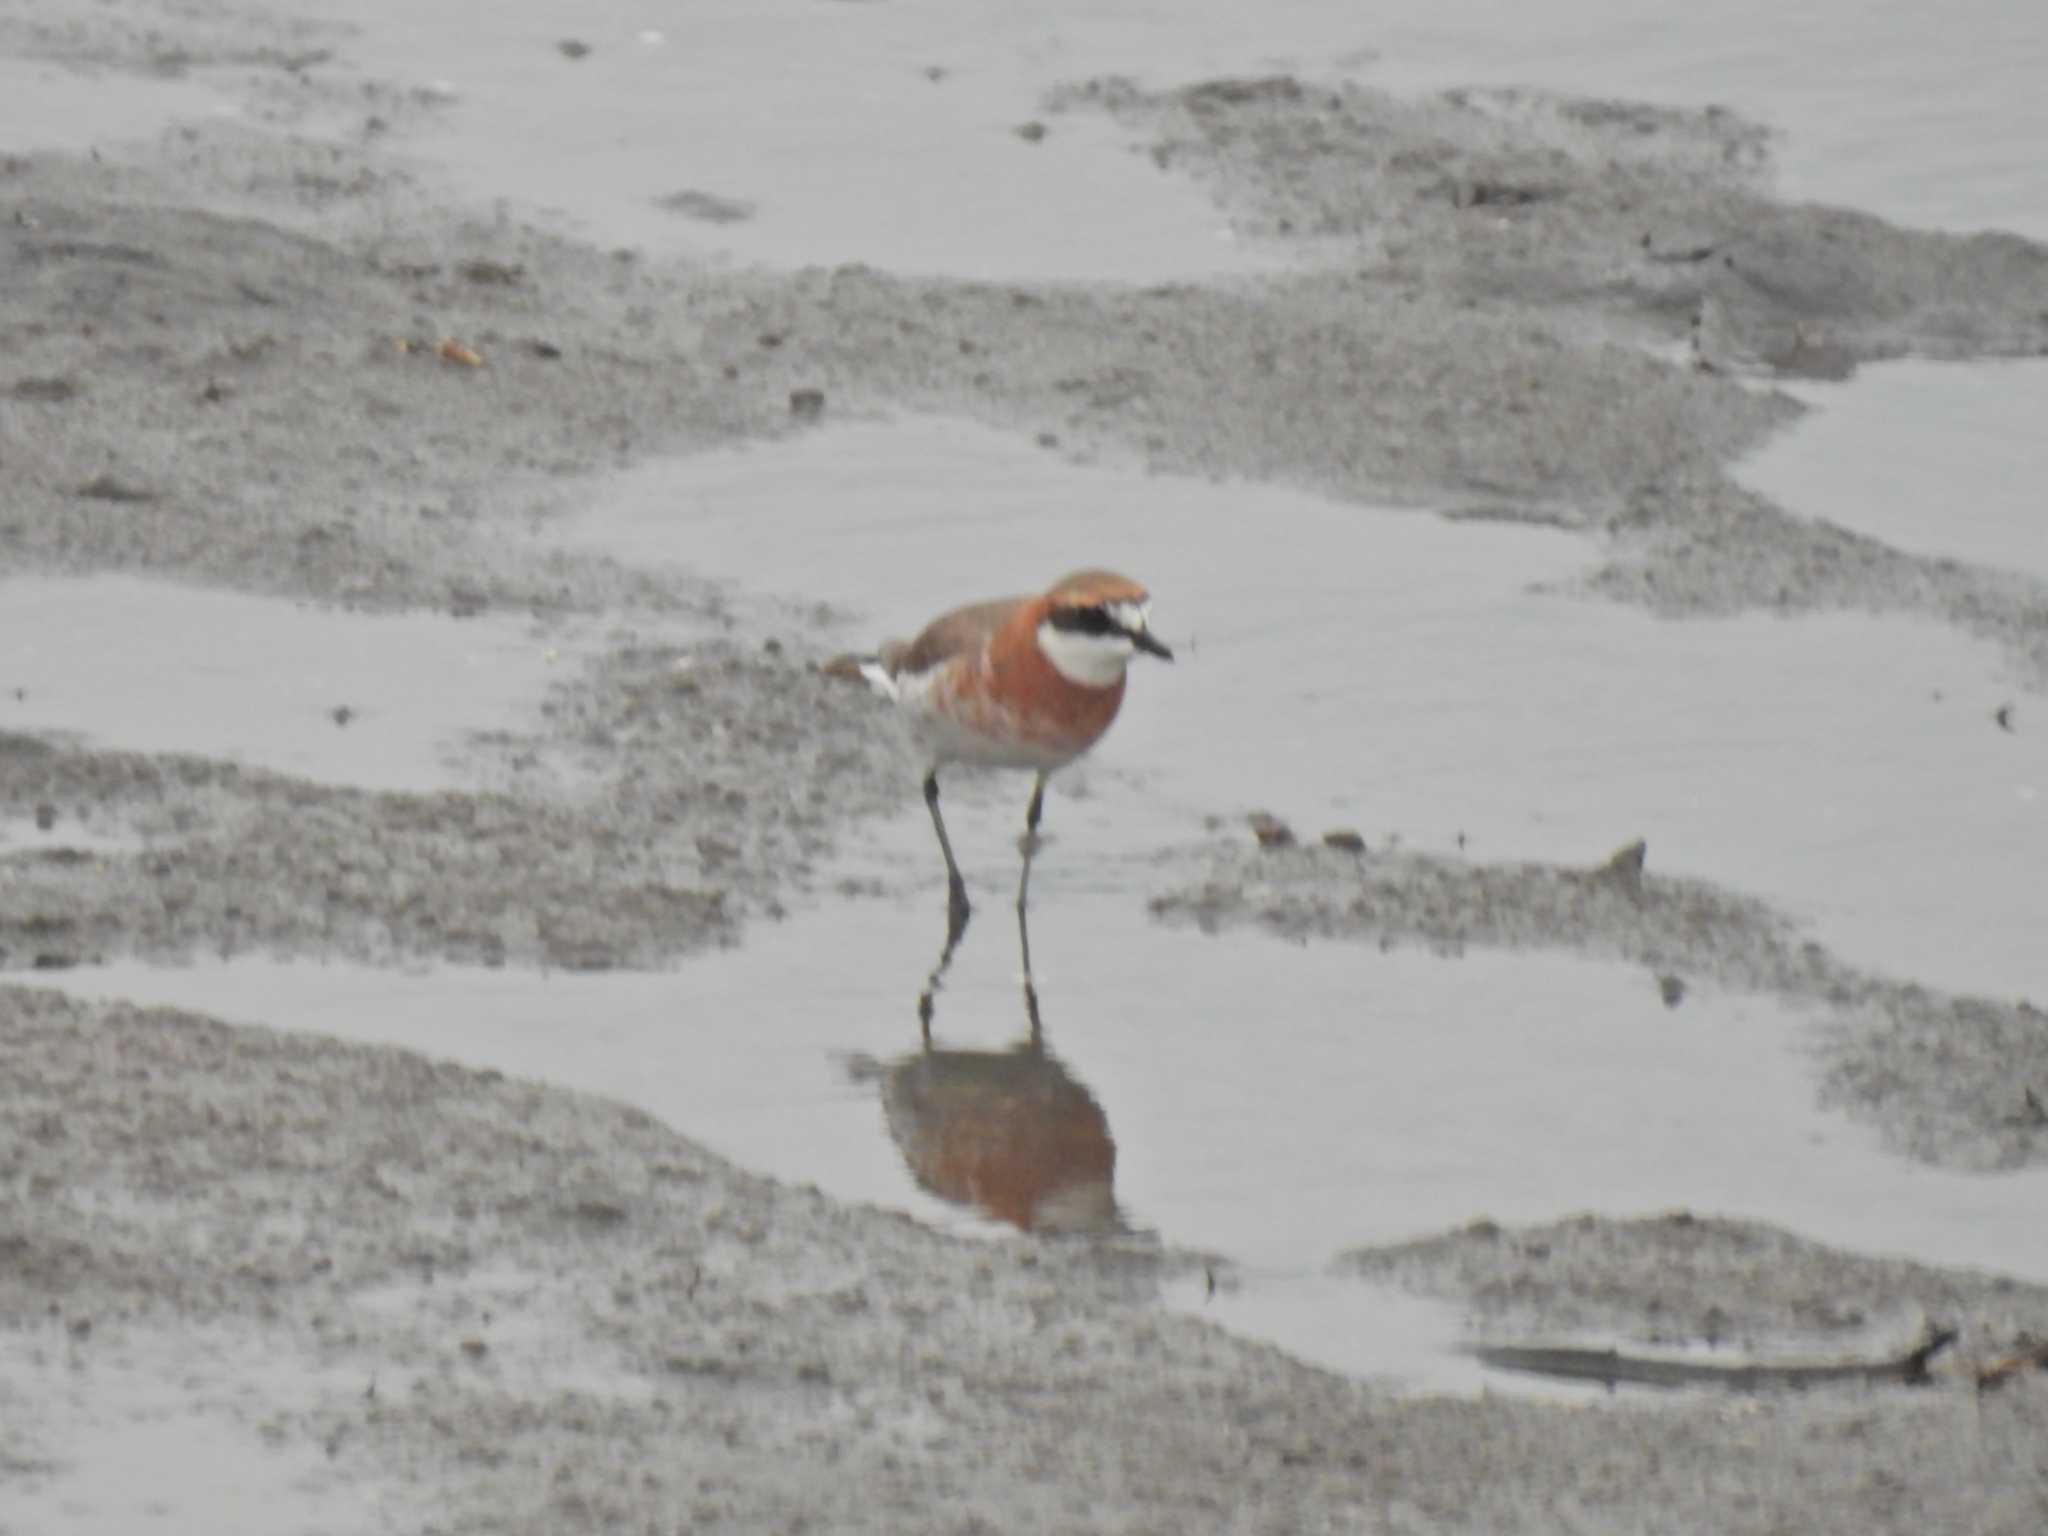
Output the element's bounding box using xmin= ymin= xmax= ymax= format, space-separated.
xmin=1342 ymin=1211 xmax=2048 ymax=1374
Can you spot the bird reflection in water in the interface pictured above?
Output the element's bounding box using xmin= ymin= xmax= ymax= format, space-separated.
xmin=870 ymin=899 xmax=1123 ymax=1236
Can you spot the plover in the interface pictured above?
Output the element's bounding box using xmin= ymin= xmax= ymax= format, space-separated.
xmin=829 ymin=569 xmax=1172 ymax=929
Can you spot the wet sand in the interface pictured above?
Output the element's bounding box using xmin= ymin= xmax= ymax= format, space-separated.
xmin=5 ymin=0 xmax=2048 ymax=1530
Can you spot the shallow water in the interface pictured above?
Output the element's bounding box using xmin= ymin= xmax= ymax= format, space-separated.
xmin=15 ymin=0 xmax=2048 ymax=1404
xmin=0 ymin=577 xmax=584 ymax=794
xmin=0 ymin=811 xmax=144 ymax=860
xmin=22 ymin=0 xmax=2046 ymax=266
xmin=564 ymin=416 xmax=2048 ymax=1005
xmin=213 ymin=0 xmax=2048 ymax=278
xmin=1356 ymin=0 xmax=2048 ymax=240
xmin=22 ymin=399 xmax=2045 ymax=1388
xmin=1738 ymin=360 xmax=2048 ymax=587
xmin=0 ymin=1327 xmax=383 ymax=1536
xmin=0 ymin=55 xmax=237 ymax=155
xmin=54 ymin=871 xmax=2048 ymax=1392
xmin=265 ymin=0 xmax=1286 ymax=281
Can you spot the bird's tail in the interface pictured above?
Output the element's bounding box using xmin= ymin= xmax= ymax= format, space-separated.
xmin=820 ymin=653 xmax=899 ymax=700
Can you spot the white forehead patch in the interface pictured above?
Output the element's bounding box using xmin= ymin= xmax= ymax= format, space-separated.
xmin=1107 ymin=598 xmax=1150 ymax=633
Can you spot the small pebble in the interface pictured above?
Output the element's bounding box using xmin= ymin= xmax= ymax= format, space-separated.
xmin=1597 ymin=838 xmax=1647 ymax=895
xmin=1248 ymin=811 xmax=1295 ymax=849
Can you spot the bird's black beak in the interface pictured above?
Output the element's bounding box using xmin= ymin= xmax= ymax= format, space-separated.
xmin=1131 ymin=627 xmax=1174 ymax=662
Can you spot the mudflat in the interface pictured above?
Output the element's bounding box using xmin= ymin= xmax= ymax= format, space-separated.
xmin=4 ymin=2 xmax=2045 ymax=1530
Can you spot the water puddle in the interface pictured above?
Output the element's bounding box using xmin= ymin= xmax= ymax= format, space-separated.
xmin=0 ymin=810 xmax=146 ymax=861
xmin=256 ymin=0 xmax=1282 ymax=280
xmin=245 ymin=0 xmax=2048 ymax=277
xmin=555 ymin=415 xmax=2048 ymax=1004
xmin=17 ymin=0 xmax=2046 ymax=1409
xmin=50 ymin=870 xmax=2048 ymax=1391
xmin=0 ymin=1326 xmax=385 ymax=1536
xmin=18 ymin=409 xmax=2045 ymax=1390
xmin=0 ymin=56 xmax=238 ymax=156
xmin=1164 ymin=1274 xmax=1502 ymax=1398
xmin=1344 ymin=0 xmax=2048 ymax=240
xmin=1737 ymin=358 xmax=2048 ymax=586
xmin=0 ymin=576 xmax=583 ymax=794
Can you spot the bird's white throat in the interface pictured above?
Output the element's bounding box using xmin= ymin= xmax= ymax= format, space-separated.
xmin=1035 ymin=620 xmax=1133 ymax=687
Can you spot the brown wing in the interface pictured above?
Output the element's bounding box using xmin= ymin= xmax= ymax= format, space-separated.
xmin=882 ymin=596 xmax=1023 ymax=678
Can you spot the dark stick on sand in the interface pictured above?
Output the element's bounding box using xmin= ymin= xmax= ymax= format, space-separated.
xmin=1470 ymin=1325 xmax=1958 ymax=1392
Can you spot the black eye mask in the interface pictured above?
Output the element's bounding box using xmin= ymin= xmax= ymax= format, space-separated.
xmin=1048 ymin=604 xmax=1117 ymax=637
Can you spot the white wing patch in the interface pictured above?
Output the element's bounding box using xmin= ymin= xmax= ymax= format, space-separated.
xmin=855 ymin=658 xmax=900 ymax=701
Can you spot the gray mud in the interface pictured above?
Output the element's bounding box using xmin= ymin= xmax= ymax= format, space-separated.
xmin=1059 ymin=76 xmax=2048 ymax=371
xmin=2 ymin=151 xmax=802 ymax=615
xmin=1056 ymin=75 xmax=2048 ymax=682
xmin=1580 ymin=467 xmax=2048 ymax=685
xmin=1343 ymin=1212 xmax=2048 ymax=1409
xmin=0 ymin=634 xmax=908 ymax=971
xmin=7 ymin=58 xmax=2045 ymax=683
xmin=7 ymin=987 xmax=2046 ymax=1534
xmin=1154 ymin=838 xmax=2048 ymax=1171
xmin=7 ymin=0 xmax=2048 ymax=1529
xmin=1342 ymin=1212 xmax=2048 ymax=1358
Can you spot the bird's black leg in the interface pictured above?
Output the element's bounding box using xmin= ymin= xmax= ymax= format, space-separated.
xmin=1017 ymin=899 xmax=1043 ymax=1051
xmin=916 ymin=768 xmax=977 ymax=1042
xmin=1014 ymin=770 xmax=1048 ymax=919
xmin=924 ymin=767 xmax=971 ymax=931
xmin=917 ymin=924 xmax=966 ymax=1047
xmin=1010 ymin=773 xmax=1050 ymax=1042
